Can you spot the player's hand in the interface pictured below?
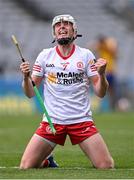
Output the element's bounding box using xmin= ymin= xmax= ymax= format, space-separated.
xmin=20 ymin=61 xmax=31 ymax=77
xmin=94 ymin=58 xmax=107 ymax=75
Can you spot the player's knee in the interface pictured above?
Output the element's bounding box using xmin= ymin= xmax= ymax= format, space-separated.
xmin=19 ymin=159 xmax=37 ymax=170
xmin=19 ymin=163 xmax=28 ymax=170
xmin=19 ymin=161 xmax=31 ymax=170
xmin=95 ymin=157 xmax=114 ymax=169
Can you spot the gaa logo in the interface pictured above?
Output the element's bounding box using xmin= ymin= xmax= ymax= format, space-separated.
xmin=77 ymin=61 xmax=84 ymax=70
xmin=46 ymin=64 xmax=55 ymax=67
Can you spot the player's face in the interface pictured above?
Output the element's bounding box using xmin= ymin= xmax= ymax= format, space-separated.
xmin=54 ymin=21 xmax=75 ymax=39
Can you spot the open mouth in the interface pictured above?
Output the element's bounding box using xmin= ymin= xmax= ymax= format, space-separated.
xmin=60 ymin=32 xmax=67 ymax=35
xmin=58 ymin=30 xmax=68 ymax=35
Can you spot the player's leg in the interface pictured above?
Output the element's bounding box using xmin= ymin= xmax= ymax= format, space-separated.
xmin=79 ymin=133 xmax=114 ymax=169
xmin=20 ymin=134 xmax=56 ymax=169
xmin=20 ymin=122 xmax=66 ymax=169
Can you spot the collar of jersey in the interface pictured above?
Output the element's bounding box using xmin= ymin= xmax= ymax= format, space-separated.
xmin=56 ymin=44 xmax=75 ymax=60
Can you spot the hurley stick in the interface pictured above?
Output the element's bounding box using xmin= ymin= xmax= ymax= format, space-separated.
xmin=11 ymin=35 xmax=56 ymax=134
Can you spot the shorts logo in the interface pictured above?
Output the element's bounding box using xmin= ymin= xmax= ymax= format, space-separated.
xmin=46 ymin=125 xmax=53 ymax=134
xmin=81 ymin=127 xmax=90 ymax=133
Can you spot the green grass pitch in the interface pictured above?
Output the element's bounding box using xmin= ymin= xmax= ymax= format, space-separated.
xmin=0 ymin=112 xmax=134 ymax=179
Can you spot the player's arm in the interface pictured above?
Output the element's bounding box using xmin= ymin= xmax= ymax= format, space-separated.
xmin=90 ymin=58 xmax=109 ymax=98
xmin=20 ymin=61 xmax=43 ymax=98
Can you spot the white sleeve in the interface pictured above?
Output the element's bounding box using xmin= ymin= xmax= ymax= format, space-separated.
xmin=86 ymin=50 xmax=98 ymax=77
xmin=32 ymin=50 xmax=45 ymax=77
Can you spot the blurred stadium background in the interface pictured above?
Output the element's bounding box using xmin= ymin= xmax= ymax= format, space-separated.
xmin=0 ymin=1 xmax=134 ymax=178
xmin=0 ymin=0 xmax=134 ymax=115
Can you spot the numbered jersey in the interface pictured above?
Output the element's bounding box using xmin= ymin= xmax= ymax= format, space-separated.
xmin=32 ymin=45 xmax=98 ymax=125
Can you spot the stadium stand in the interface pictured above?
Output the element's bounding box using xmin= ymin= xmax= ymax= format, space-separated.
xmin=0 ymin=0 xmax=133 ymax=77
xmin=105 ymin=0 xmax=134 ymax=30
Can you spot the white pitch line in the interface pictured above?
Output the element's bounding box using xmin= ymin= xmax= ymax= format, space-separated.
xmin=0 ymin=166 xmax=134 ymax=170
xmin=0 ymin=166 xmax=19 ymax=169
